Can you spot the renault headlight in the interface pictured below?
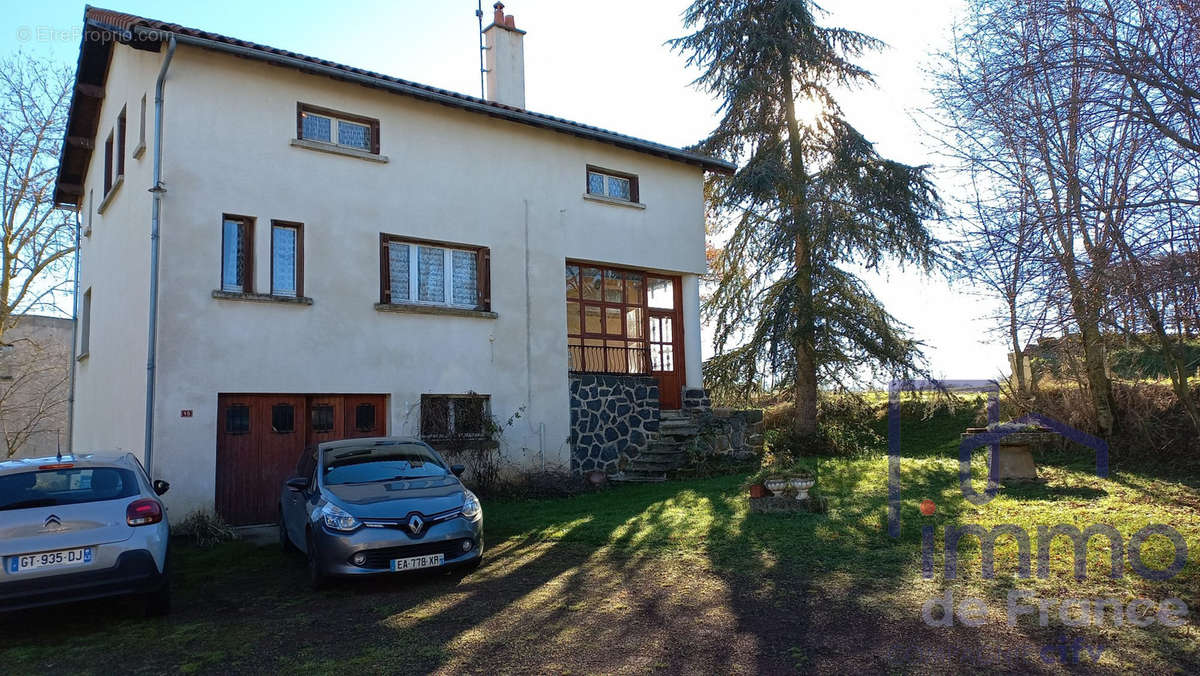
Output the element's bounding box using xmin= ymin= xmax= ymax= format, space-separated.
xmin=321 ymin=502 xmax=361 ymax=532
xmin=461 ymin=489 xmax=482 ymax=521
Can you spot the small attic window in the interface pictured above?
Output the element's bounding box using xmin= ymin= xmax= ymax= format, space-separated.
xmin=297 ymin=102 xmax=379 ymax=154
xmin=586 ymin=166 xmax=639 ymax=203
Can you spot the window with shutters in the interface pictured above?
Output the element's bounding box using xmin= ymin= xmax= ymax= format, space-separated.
xmin=379 ymin=234 xmax=491 ymax=312
xmin=221 ymin=215 xmax=254 ymax=293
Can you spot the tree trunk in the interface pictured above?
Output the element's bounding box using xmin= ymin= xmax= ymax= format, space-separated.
xmin=782 ymin=74 xmax=818 ymax=437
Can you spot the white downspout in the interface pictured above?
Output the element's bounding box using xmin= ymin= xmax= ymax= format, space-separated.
xmin=143 ymin=36 xmax=176 ymax=473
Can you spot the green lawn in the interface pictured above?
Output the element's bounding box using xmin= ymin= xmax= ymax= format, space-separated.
xmin=2 ymin=411 xmax=1198 ymax=673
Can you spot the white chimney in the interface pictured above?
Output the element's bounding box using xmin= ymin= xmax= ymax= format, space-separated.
xmin=483 ymin=2 xmax=526 ymax=108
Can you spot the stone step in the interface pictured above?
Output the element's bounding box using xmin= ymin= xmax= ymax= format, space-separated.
xmin=659 ymin=410 xmax=690 ymax=420
xmin=637 ymin=449 xmax=685 ymax=462
xmin=610 ymin=470 xmax=667 ymax=483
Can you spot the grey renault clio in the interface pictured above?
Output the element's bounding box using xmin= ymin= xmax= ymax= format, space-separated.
xmin=279 ymin=437 xmax=483 ymax=588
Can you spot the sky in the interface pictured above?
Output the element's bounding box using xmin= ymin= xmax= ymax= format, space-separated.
xmin=2 ymin=0 xmax=1010 ymax=382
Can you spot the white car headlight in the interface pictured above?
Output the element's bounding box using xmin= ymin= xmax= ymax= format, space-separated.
xmin=461 ymin=489 xmax=482 ymax=521
xmin=321 ymin=502 xmax=361 ymax=532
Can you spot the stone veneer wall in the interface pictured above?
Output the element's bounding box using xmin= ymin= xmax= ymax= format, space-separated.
xmin=569 ymin=374 xmax=660 ymax=474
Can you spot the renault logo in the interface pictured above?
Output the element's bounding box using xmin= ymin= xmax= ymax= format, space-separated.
xmin=407 ymin=514 xmax=425 ymax=535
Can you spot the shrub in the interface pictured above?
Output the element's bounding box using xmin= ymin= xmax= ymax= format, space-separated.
xmin=763 ymin=393 xmax=885 ymax=458
xmin=172 ymin=509 xmax=238 ymax=547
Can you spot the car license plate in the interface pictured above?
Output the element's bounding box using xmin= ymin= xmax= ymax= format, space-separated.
xmin=390 ymin=553 xmax=444 ymax=572
xmin=7 ymin=547 xmax=93 ymax=574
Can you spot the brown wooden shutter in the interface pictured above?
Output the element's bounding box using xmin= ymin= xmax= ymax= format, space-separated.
xmin=630 ymin=176 xmax=640 ymax=203
xmin=370 ymin=120 xmax=380 ymax=155
xmin=477 ymin=247 xmax=491 ymax=311
xmin=243 ymin=219 xmax=255 ymax=294
xmin=380 ymin=236 xmax=391 ymax=303
xmin=296 ymin=103 xmax=304 ymax=140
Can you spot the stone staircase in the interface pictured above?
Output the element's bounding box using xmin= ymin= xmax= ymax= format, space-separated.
xmin=611 ymin=410 xmax=703 ymax=483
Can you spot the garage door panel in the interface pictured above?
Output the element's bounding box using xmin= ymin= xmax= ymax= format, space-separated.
xmin=216 ymin=394 xmax=387 ymax=526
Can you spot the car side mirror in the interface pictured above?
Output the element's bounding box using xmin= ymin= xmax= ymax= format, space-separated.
xmin=450 ymin=464 xmax=465 ymax=478
xmin=286 ymin=476 xmax=311 ymax=491
xmin=152 ymin=479 xmax=170 ymax=496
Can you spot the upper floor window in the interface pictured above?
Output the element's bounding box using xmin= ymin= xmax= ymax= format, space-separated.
xmin=381 ymin=235 xmax=490 ymax=311
xmin=221 ymin=215 xmax=254 ymax=293
xmin=103 ymin=131 xmax=114 ymax=194
xmin=116 ymin=106 xmax=126 ymax=178
xmin=586 ymin=166 xmax=639 ymax=203
xmin=297 ymin=103 xmax=379 ymax=154
xmin=271 ymin=221 xmax=303 ymax=297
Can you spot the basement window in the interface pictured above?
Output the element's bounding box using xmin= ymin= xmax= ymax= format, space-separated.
xmin=586 ymin=166 xmax=639 ymax=203
xmin=420 ymin=395 xmax=489 ymax=440
xmin=297 ymin=103 xmax=379 ymax=154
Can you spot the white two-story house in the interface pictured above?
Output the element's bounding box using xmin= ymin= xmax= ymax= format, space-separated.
xmin=54 ymin=5 xmax=733 ymax=524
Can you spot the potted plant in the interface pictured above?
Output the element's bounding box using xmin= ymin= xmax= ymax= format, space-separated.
xmin=788 ymin=470 xmax=815 ymax=500
xmin=748 ymin=482 xmax=769 ymax=499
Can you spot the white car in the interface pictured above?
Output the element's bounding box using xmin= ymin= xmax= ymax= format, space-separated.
xmin=0 ymin=453 xmax=171 ymax=615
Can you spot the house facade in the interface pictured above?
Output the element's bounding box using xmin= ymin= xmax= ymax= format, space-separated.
xmin=55 ymin=6 xmax=732 ymax=524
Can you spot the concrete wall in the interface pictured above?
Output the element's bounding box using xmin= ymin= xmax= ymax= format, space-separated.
xmin=76 ymin=42 xmax=708 ymax=515
xmin=1 ymin=315 xmax=72 ymax=458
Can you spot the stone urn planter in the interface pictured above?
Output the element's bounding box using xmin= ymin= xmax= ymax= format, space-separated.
xmin=788 ymin=476 xmax=815 ymax=500
xmin=962 ymin=426 xmax=1057 ymax=481
xmin=763 ymin=478 xmax=789 ymax=497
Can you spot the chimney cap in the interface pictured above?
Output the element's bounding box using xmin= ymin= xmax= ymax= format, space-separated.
xmin=485 ymin=2 xmax=524 ymax=34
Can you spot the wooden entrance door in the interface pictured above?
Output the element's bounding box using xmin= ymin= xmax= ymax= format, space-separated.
xmin=216 ymin=393 xmax=388 ymax=525
xmin=647 ymin=276 xmax=684 ymax=409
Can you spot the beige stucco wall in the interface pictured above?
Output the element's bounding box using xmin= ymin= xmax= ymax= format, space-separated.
xmin=75 ymin=42 xmax=708 ymax=516
xmin=71 ymin=44 xmax=164 ymax=459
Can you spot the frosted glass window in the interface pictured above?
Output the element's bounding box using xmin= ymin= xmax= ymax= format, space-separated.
xmin=586 ymin=169 xmax=636 ymax=201
xmin=587 ymin=172 xmax=605 ymax=195
xmin=452 ymin=250 xmax=478 ymax=306
xmin=221 ymin=219 xmax=246 ymax=292
xmin=338 ymin=120 xmax=370 ymax=150
xmin=388 ymin=242 xmax=410 ymax=301
xmin=302 ymin=113 xmax=331 ymax=142
xmin=271 ymin=225 xmax=297 ymax=296
xmin=418 ymin=246 xmax=445 ymax=303
xmin=607 ymin=176 xmax=630 ymax=200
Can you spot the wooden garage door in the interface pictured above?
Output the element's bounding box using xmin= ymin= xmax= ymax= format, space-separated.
xmin=216 ymin=394 xmax=387 ymax=525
